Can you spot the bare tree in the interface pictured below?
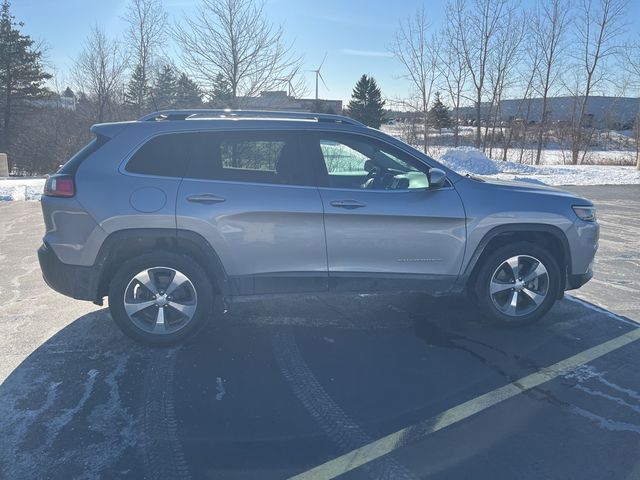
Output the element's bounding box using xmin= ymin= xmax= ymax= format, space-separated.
xmin=531 ymin=0 xmax=571 ymax=165
xmin=483 ymin=3 xmax=525 ymax=157
xmin=72 ymin=26 xmax=129 ymax=123
xmin=622 ymin=38 xmax=640 ymax=169
xmin=390 ymin=5 xmax=440 ymax=153
xmin=453 ymin=0 xmax=509 ymax=149
xmin=123 ymin=0 xmax=167 ymax=115
xmin=569 ymin=0 xmax=628 ymax=164
xmin=437 ymin=5 xmax=469 ymax=147
xmin=502 ymin=40 xmax=542 ymax=162
xmin=172 ymin=0 xmax=301 ymax=106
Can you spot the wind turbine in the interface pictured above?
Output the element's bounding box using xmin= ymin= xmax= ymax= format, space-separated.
xmin=281 ymin=67 xmax=301 ymax=98
xmin=308 ymin=53 xmax=328 ymax=100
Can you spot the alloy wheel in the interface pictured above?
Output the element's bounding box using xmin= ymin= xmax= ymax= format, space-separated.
xmin=123 ymin=267 xmax=198 ymax=335
xmin=489 ymin=255 xmax=549 ymax=317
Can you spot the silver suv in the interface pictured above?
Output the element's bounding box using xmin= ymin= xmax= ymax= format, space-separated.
xmin=38 ymin=110 xmax=599 ymax=345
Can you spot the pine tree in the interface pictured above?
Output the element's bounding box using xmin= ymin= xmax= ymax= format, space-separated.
xmin=428 ymin=92 xmax=451 ymax=132
xmin=175 ymin=72 xmax=202 ymax=108
xmin=346 ymin=74 xmax=386 ymax=128
xmin=209 ymin=73 xmax=233 ymax=108
xmin=125 ymin=64 xmax=149 ymax=114
xmin=150 ymin=64 xmax=178 ymax=110
xmin=0 ymin=0 xmax=51 ymax=161
xmin=62 ymin=87 xmax=75 ymax=98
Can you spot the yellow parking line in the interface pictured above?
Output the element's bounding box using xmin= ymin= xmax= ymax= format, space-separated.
xmin=290 ymin=327 xmax=640 ymax=480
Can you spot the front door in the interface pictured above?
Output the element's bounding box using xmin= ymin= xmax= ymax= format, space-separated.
xmin=309 ymin=131 xmax=466 ymax=292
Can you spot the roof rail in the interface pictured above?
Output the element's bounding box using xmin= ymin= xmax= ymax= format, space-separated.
xmin=138 ymin=109 xmax=364 ymax=126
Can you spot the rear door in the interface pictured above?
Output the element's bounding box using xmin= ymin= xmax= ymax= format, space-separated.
xmin=176 ymin=129 xmax=327 ymax=295
xmin=309 ymin=131 xmax=467 ymax=292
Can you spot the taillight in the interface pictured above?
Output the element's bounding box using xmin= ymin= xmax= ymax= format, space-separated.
xmin=44 ymin=174 xmax=75 ymax=197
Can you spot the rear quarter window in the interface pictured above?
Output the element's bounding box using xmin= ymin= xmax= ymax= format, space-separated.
xmin=125 ymin=133 xmax=196 ymax=177
xmin=57 ymin=135 xmax=108 ymax=175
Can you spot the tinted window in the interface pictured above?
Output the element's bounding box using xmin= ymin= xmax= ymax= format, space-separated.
xmin=316 ymin=133 xmax=429 ymax=190
xmin=186 ymin=131 xmax=313 ymax=186
xmin=126 ymin=133 xmax=196 ymax=177
xmin=220 ymin=139 xmax=283 ymax=171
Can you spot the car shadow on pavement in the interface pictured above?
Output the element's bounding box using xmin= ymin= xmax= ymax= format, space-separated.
xmin=0 ymin=294 xmax=637 ymax=479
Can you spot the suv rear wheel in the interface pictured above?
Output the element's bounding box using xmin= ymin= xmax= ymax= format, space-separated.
xmin=474 ymin=242 xmax=561 ymax=326
xmin=108 ymin=252 xmax=214 ymax=345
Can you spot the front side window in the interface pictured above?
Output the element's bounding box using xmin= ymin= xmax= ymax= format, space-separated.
xmin=317 ymin=133 xmax=429 ymax=190
xmin=186 ymin=131 xmax=313 ymax=186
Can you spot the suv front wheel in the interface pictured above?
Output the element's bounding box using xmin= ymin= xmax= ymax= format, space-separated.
xmin=474 ymin=242 xmax=561 ymax=326
xmin=108 ymin=252 xmax=214 ymax=345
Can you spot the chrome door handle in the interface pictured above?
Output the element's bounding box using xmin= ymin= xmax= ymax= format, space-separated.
xmin=330 ymin=199 xmax=366 ymax=209
xmin=186 ymin=194 xmax=226 ymax=204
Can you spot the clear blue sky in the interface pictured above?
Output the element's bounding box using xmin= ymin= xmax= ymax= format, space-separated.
xmin=10 ymin=0 xmax=640 ymax=103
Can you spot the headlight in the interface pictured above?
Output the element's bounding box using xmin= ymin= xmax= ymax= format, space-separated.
xmin=572 ymin=205 xmax=596 ymax=222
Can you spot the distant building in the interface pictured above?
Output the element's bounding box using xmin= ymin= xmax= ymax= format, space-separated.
xmin=459 ymin=96 xmax=639 ymax=129
xmin=28 ymin=95 xmax=76 ymax=111
xmin=235 ymin=91 xmax=342 ymax=114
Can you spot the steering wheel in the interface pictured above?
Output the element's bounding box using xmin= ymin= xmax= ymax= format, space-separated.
xmin=363 ymin=166 xmax=383 ymax=189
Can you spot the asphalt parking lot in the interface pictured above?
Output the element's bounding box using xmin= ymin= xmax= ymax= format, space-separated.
xmin=0 ymin=184 xmax=639 ymax=480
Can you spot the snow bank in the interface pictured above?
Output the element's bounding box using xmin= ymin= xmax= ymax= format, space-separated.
xmin=439 ymin=147 xmax=539 ymax=175
xmin=437 ymin=147 xmax=640 ymax=186
xmin=0 ymin=178 xmax=46 ymax=201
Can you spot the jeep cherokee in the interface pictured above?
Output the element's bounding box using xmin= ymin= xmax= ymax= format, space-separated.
xmin=37 ymin=110 xmax=599 ymax=345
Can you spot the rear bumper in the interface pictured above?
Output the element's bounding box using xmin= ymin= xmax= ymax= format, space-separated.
xmin=38 ymin=242 xmax=100 ymax=302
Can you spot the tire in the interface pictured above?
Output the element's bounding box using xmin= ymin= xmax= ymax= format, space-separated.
xmin=473 ymin=242 xmax=561 ymax=327
xmin=108 ymin=251 xmax=214 ymax=345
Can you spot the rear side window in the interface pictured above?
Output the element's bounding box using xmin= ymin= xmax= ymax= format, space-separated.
xmin=186 ymin=131 xmax=314 ymax=186
xmin=221 ymin=139 xmax=284 ymax=171
xmin=126 ymin=133 xmax=196 ymax=177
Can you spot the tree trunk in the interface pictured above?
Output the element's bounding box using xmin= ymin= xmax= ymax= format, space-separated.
xmin=422 ymin=111 xmax=428 ymax=153
xmin=453 ymin=105 xmax=460 ymax=147
xmin=475 ymin=90 xmax=482 ymax=148
xmin=2 ymin=84 xmax=12 ymax=172
xmin=636 ymin=111 xmax=640 ymax=170
xmin=535 ymin=94 xmax=550 ymax=165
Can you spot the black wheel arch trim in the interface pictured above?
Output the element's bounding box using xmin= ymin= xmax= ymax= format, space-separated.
xmin=460 ymin=223 xmax=572 ymax=285
xmin=94 ymin=228 xmax=230 ymax=302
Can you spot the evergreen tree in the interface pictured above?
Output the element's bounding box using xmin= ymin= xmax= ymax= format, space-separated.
xmin=346 ymin=74 xmax=385 ymax=128
xmin=62 ymin=87 xmax=75 ymax=98
xmin=175 ymin=72 xmax=202 ymax=108
xmin=125 ymin=64 xmax=149 ymax=113
xmin=0 ymin=0 xmax=51 ymax=162
xmin=209 ymin=73 xmax=233 ymax=108
xmin=428 ymin=92 xmax=451 ymax=132
xmin=150 ymin=64 xmax=178 ymax=110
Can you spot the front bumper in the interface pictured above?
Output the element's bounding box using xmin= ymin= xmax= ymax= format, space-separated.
xmin=38 ymin=242 xmax=100 ymax=302
xmin=566 ymin=269 xmax=593 ymax=290
xmin=563 ymin=217 xmax=598 ymax=291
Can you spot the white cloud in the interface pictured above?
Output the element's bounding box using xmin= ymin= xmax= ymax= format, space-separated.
xmin=340 ymin=49 xmax=394 ymax=58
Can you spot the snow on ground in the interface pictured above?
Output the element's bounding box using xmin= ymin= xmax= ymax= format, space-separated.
xmin=437 ymin=147 xmax=640 ymax=186
xmin=0 ymin=178 xmax=46 ymax=201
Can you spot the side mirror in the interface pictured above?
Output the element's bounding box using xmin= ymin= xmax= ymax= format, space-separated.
xmin=428 ymin=168 xmax=447 ymax=188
